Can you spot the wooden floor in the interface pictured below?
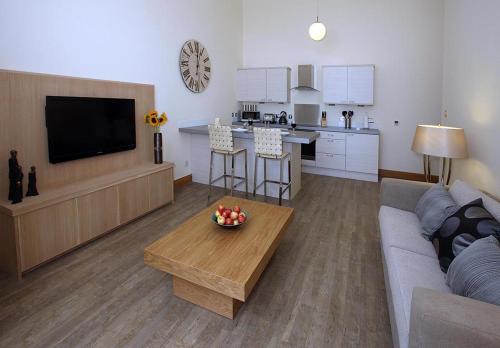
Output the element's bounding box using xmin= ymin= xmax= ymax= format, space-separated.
xmin=0 ymin=173 xmax=392 ymax=347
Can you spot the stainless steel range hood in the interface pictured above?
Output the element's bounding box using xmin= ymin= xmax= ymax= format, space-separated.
xmin=291 ymin=65 xmax=319 ymax=91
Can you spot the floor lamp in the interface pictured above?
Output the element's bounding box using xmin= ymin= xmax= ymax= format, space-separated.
xmin=411 ymin=125 xmax=468 ymax=184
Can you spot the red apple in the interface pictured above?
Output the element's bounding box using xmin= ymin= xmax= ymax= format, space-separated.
xmin=238 ymin=214 xmax=246 ymax=223
xmin=225 ymin=217 xmax=232 ymax=225
xmin=217 ymin=204 xmax=225 ymax=213
xmin=224 ymin=209 xmax=232 ymax=216
xmin=239 ymin=212 xmax=246 ymax=218
xmin=230 ymin=211 xmax=239 ymax=220
xmin=233 ymin=206 xmax=241 ymax=214
xmin=222 ymin=211 xmax=229 ymax=218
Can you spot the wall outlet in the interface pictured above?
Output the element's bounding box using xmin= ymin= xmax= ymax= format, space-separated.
xmin=394 ymin=120 xmax=399 ymax=126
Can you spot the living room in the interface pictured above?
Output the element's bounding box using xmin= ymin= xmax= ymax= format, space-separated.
xmin=0 ymin=0 xmax=499 ymax=347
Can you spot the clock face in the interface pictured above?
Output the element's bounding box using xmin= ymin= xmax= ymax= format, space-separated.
xmin=179 ymin=40 xmax=211 ymax=93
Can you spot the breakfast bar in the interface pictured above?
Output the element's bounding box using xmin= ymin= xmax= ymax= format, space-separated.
xmin=179 ymin=125 xmax=319 ymax=200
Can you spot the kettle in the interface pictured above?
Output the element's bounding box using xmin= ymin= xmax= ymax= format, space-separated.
xmin=278 ymin=111 xmax=288 ymax=125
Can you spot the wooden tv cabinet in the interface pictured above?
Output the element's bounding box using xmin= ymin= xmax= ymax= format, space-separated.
xmin=0 ymin=163 xmax=174 ymax=279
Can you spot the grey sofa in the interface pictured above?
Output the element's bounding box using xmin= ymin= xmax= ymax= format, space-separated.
xmin=379 ymin=178 xmax=500 ymax=348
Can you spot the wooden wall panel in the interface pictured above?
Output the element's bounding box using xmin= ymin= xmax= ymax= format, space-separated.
xmin=18 ymin=200 xmax=78 ymax=271
xmin=0 ymin=70 xmax=155 ymax=200
xmin=77 ymin=186 xmax=120 ymax=243
xmin=149 ymin=168 xmax=174 ymax=210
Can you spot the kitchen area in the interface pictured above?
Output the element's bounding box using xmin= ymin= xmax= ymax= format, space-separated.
xmin=179 ymin=64 xmax=380 ymax=201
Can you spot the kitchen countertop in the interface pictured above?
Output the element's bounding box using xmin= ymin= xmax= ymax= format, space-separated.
xmin=179 ymin=125 xmax=319 ymax=144
xmin=232 ymin=121 xmax=380 ymax=135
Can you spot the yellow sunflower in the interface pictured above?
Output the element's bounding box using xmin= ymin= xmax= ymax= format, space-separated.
xmin=149 ymin=115 xmax=159 ymax=127
xmin=149 ymin=110 xmax=158 ymax=118
xmin=158 ymin=112 xmax=168 ymax=126
xmin=143 ymin=112 xmax=150 ymax=124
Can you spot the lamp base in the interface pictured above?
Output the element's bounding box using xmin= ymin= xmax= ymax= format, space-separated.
xmin=423 ymin=155 xmax=452 ymax=185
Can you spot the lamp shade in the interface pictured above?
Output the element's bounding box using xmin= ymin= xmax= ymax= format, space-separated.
xmin=411 ymin=125 xmax=468 ymax=158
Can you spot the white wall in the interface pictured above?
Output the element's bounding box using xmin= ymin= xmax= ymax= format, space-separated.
xmin=0 ymin=0 xmax=243 ymax=179
xmin=442 ymin=0 xmax=500 ymax=197
xmin=242 ymin=0 xmax=444 ymax=173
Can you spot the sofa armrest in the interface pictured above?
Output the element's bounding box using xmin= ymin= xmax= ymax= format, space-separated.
xmin=409 ymin=287 xmax=500 ymax=348
xmin=380 ymin=178 xmax=433 ymax=212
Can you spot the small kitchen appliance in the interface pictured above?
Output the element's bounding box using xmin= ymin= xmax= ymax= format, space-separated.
xmin=241 ymin=111 xmax=260 ymax=122
xmin=278 ymin=111 xmax=288 ymax=125
xmin=263 ymin=113 xmax=276 ymax=124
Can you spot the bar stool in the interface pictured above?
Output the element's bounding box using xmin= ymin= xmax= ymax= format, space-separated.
xmin=208 ymin=125 xmax=248 ymax=202
xmin=253 ymin=127 xmax=291 ymax=206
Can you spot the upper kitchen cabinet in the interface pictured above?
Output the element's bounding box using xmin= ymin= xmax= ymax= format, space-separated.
xmin=236 ymin=67 xmax=291 ymax=103
xmin=323 ymin=65 xmax=374 ymax=105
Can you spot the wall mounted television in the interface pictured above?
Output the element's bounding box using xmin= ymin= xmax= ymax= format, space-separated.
xmin=45 ymin=96 xmax=136 ymax=164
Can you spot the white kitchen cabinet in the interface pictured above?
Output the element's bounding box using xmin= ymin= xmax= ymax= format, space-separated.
xmin=348 ymin=65 xmax=374 ymax=105
xmin=266 ymin=68 xmax=290 ymax=103
xmin=323 ymin=66 xmax=348 ymax=105
xmin=246 ymin=69 xmax=267 ymax=102
xmin=236 ymin=67 xmax=290 ymax=103
xmin=316 ymin=153 xmax=346 ymax=170
xmin=345 ymin=133 xmax=379 ymax=174
xmin=322 ymin=65 xmax=374 ymax=105
xmin=236 ymin=70 xmax=248 ymax=101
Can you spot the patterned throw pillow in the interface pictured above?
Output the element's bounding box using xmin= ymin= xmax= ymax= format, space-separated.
xmin=446 ymin=235 xmax=500 ymax=305
xmin=433 ymin=198 xmax=500 ymax=272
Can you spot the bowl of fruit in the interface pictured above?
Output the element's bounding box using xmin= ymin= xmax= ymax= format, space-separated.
xmin=212 ymin=204 xmax=248 ymax=228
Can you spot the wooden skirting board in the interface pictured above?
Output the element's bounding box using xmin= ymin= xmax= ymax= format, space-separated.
xmin=379 ymin=169 xmax=439 ymax=183
xmin=174 ymin=174 xmax=192 ymax=188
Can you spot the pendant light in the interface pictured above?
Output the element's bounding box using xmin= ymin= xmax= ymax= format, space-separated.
xmin=309 ymin=0 xmax=326 ymax=41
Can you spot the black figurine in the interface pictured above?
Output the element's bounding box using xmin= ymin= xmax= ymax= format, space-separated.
xmin=26 ymin=166 xmax=39 ymax=197
xmin=8 ymin=150 xmax=19 ymax=201
xmin=11 ymin=165 xmax=24 ymax=204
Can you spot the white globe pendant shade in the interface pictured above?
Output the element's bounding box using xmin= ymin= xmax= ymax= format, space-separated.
xmin=309 ymin=20 xmax=326 ymax=41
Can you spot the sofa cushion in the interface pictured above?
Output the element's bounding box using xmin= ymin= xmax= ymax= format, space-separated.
xmin=379 ymin=206 xmax=437 ymax=258
xmin=415 ymin=184 xmax=459 ymax=239
xmin=434 ymin=198 xmax=500 ymax=272
xmin=385 ymin=247 xmax=451 ymax=347
xmin=449 ymin=180 xmax=500 ymax=222
xmin=447 ymin=235 xmax=500 ymax=305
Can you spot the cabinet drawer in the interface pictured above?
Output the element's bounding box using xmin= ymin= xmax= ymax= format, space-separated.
xmin=346 ymin=155 xmax=379 ymax=174
xmin=319 ymin=131 xmax=345 ymax=140
xmin=316 ymin=138 xmax=346 ymax=155
xmin=316 ymin=153 xmax=346 ymax=170
xmin=19 ymin=200 xmax=78 ymax=271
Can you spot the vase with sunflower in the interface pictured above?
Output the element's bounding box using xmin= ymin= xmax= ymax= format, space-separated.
xmin=144 ymin=110 xmax=168 ymax=164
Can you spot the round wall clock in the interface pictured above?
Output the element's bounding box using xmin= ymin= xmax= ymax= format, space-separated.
xmin=179 ymin=40 xmax=211 ymax=93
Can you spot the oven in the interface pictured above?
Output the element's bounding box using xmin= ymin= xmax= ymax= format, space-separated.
xmin=300 ymin=130 xmax=316 ymax=161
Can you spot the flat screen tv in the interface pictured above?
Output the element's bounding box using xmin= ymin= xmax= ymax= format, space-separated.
xmin=45 ymin=96 xmax=136 ymax=164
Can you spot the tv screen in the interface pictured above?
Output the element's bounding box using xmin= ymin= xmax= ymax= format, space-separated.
xmin=45 ymin=96 xmax=136 ymax=164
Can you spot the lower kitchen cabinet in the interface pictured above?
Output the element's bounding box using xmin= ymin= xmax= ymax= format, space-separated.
xmin=346 ymin=133 xmax=379 ymax=174
xmin=316 ymin=153 xmax=346 ymax=170
xmin=304 ymin=130 xmax=379 ymax=182
xmin=149 ymin=169 xmax=174 ymax=210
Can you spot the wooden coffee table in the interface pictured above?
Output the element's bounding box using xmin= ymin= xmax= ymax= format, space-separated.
xmin=144 ymin=196 xmax=294 ymax=319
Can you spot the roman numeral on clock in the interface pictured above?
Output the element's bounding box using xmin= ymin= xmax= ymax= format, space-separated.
xmin=187 ymin=42 xmax=193 ymax=53
xmin=204 ymin=66 xmax=211 ymax=72
xmin=182 ymin=69 xmax=190 ymax=79
xmin=203 ymin=57 xmax=209 ymax=63
xmin=181 ymin=60 xmax=189 ymax=67
xmin=203 ymin=74 xmax=209 ymax=81
xmin=188 ymin=77 xmax=194 ymax=89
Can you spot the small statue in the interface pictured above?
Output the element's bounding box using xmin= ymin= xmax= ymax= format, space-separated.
xmin=26 ymin=166 xmax=39 ymax=197
xmin=11 ymin=165 xmax=24 ymax=204
xmin=8 ymin=150 xmax=19 ymax=201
